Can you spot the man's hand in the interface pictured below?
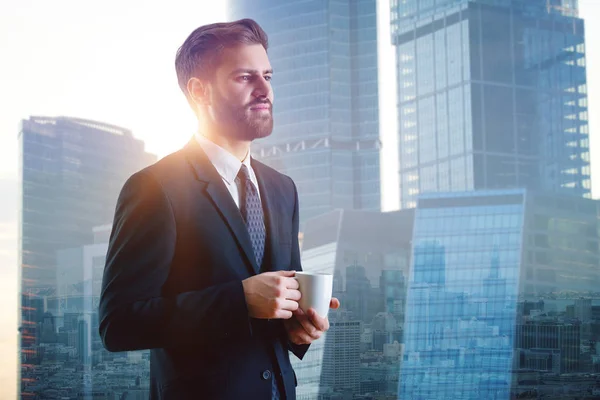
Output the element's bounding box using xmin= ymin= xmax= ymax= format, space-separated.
xmin=284 ymin=298 xmax=341 ymax=345
xmin=242 ymin=270 xmax=301 ymax=319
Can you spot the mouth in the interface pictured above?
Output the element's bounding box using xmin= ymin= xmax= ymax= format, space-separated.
xmin=248 ymin=103 xmax=271 ymax=111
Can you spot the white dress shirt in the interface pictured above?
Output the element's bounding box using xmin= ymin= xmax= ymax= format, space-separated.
xmin=195 ymin=133 xmax=261 ymax=209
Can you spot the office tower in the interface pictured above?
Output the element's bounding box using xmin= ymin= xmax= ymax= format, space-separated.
xmin=18 ymin=116 xmax=156 ymax=398
xmin=482 ymin=248 xmax=509 ymax=326
xmin=345 ymin=265 xmax=374 ymax=321
xmin=63 ymin=312 xmax=80 ymax=332
xmin=321 ymin=312 xmax=361 ymax=393
xmin=371 ymin=312 xmax=402 ymax=352
xmin=392 ymin=0 xmax=590 ymax=208
xmin=516 ymin=322 xmax=580 ymax=374
xmin=400 ymin=189 xmax=600 ymax=399
xmin=380 ymin=269 xmax=406 ymax=319
xmin=227 ymin=0 xmax=382 ymax=223
xmin=574 ymin=298 xmax=592 ymax=322
xmin=18 ymin=116 xmax=156 ymax=289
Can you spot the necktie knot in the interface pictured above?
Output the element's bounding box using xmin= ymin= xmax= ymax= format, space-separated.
xmin=237 ymin=164 xmax=251 ymax=183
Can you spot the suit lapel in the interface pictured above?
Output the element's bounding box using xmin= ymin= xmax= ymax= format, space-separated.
xmin=184 ymin=139 xmax=260 ymax=275
xmin=252 ymin=159 xmax=279 ymax=273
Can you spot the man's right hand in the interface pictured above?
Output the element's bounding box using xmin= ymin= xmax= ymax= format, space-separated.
xmin=242 ymin=270 xmax=301 ymax=319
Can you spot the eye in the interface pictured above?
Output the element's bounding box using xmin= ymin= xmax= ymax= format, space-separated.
xmin=239 ymin=75 xmax=251 ymax=82
xmin=264 ymin=75 xmax=272 ymax=81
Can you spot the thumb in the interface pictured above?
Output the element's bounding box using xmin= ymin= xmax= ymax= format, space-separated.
xmin=274 ymin=270 xmax=296 ymax=277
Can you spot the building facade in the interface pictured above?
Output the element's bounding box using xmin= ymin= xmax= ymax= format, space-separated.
xmin=227 ymin=0 xmax=382 ymax=223
xmin=400 ymin=189 xmax=600 ymax=399
xmin=392 ymin=0 xmax=590 ymax=208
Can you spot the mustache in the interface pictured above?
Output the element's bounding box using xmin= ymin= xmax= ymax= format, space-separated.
xmin=247 ymin=99 xmax=272 ymax=108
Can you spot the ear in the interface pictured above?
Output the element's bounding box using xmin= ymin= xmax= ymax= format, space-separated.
xmin=187 ymin=77 xmax=211 ymax=107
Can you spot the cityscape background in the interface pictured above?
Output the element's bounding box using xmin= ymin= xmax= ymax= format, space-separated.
xmin=2 ymin=0 xmax=600 ymax=399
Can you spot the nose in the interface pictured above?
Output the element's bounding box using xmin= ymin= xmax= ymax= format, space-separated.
xmin=252 ymin=76 xmax=272 ymax=99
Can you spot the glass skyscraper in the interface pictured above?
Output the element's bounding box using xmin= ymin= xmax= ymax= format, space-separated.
xmin=401 ymin=189 xmax=600 ymax=399
xmin=392 ymin=0 xmax=590 ymax=208
xmin=18 ymin=116 xmax=156 ymax=398
xmin=227 ymin=0 xmax=381 ymax=223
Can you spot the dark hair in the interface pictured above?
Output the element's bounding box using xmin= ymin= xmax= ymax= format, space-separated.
xmin=175 ymin=18 xmax=269 ymax=98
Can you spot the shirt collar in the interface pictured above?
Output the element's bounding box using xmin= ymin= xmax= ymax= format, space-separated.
xmin=195 ymin=132 xmax=252 ymax=185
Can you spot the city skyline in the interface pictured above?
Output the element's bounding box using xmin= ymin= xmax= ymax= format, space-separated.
xmin=1 ymin=1 xmax=600 ymax=399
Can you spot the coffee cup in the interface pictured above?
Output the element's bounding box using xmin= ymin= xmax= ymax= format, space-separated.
xmin=294 ymin=271 xmax=333 ymax=317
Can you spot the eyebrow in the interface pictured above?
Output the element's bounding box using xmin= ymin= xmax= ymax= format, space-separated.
xmin=230 ymin=68 xmax=273 ymax=76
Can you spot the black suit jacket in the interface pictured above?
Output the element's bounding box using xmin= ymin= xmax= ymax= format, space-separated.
xmin=99 ymin=139 xmax=309 ymax=400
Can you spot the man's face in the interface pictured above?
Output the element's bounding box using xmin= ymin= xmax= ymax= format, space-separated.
xmin=207 ymin=44 xmax=274 ymax=141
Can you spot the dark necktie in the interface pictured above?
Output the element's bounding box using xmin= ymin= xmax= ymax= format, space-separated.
xmin=236 ymin=164 xmax=266 ymax=269
xmin=236 ymin=165 xmax=280 ymax=399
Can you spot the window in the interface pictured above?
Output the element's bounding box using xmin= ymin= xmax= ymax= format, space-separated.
xmin=13 ymin=2 xmax=598 ymax=400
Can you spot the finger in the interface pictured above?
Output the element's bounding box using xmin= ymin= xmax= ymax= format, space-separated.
xmin=292 ymin=307 xmax=305 ymax=317
xmin=284 ymin=277 xmax=299 ymax=290
xmin=290 ymin=319 xmax=318 ymax=343
xmin=330 ymin=298 xmax=340 ymax=309
xmin=274 ymin=270 xmax=296 ymax=277
xmin=276 ymin=309 xmax=293 ymax=319
xmin=295 ymin=312 xmax=321 ymax=339
xmin=289 ymin=329 xmax=312 ymax=345
xmin=307 ymin=308 xmax=329 ymax=332
xmin=285 ymin=289 xmax=302 ymax=301
xmin=279 ymin=299 xmax=299 ymax=312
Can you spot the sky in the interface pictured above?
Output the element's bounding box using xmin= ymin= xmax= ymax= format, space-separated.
xmin=0 ymin=0 xmax=599 ymax=398
xmin=0 ymin=1 xmax=228 ymax=396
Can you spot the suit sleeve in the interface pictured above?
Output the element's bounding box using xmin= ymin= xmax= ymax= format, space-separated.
xmin=98 ymin=170 xmax=252 ymax=352
xmin=287 ymin=177 xmax=311 ymax=360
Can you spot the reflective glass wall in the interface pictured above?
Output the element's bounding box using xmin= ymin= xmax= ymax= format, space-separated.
xmin=401 ymin=189 xmax=600 ymax=399
xmin=393 ymin=0 xmax=590 ymax=208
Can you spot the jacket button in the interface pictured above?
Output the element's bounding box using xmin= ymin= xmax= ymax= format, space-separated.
xmin=262 ymin=370 xmax=272 ymax=380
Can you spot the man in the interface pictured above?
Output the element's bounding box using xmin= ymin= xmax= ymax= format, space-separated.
xmin=98 ymin=18 xmax=340 ymax=400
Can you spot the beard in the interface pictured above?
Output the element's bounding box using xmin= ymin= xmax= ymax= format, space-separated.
xmin=211 ymin=95 xmax=273 ymax=141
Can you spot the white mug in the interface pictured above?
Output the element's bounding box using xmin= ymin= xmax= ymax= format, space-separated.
xmin=294 ymin=271 xmax=333 ymax=317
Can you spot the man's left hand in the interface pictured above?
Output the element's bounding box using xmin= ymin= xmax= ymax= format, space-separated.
xmin=283 ymin=298 xmax=340 ymax=345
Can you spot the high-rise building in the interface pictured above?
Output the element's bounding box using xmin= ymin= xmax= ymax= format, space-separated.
xmin=482 ymin=247 xmax=509 ymax=325
xmin=18 ymin=116 xmax=156 ymax=398
xmin=516 ymin=321 xmax=581 ymax=374
xmin=18 ymin=116 xmax=156 ymax=290
xmin=400 ymin=189 xmax=600 ymax=399
xmin=392 ymin=0 xmax=590 ymax=208
xmin=226 ymin=1 xmax=382 ymax=223
xmin=321 ymin=312 xmax=361 ymax=393
xmin=380 ymin=269 xmax=406 ymax=320
xmin=345 ymin=265 xmax=376 ymax=322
